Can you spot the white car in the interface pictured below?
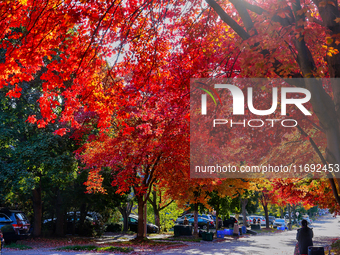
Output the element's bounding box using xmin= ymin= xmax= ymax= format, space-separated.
xmin=247 ymin=216 xmax=266 ymax=226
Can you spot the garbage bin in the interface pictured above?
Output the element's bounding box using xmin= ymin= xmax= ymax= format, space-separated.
xmin=216 ymin=230 xmax=225 ymax=238
xmin=202 ymin=231 xmax=213 ymax=241
xmin=174 ymin=225 xmax=193 ymax=237
xmin=251 ymin=224 xmax=260 ymax=230
xmin=308 ymin=246 xmax=325 ymax=255
xmin=241 ymin=226 xmax=247 ymax=234
xmin=224 ymin=228 xmax=233 ymax=235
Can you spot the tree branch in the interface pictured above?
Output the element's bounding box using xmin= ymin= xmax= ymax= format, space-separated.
xmin=205 ymin=0 xmax=250 ymax=40
xmin=296 ymin=124 xmax=340 ymax=206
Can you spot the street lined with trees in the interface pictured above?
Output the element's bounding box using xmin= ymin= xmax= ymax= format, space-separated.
xmin=0 ymin=0 xmax=340 ymax=246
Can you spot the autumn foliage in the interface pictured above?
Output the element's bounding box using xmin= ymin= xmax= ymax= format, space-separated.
xmin=2 ymin=0 xmax=340 ymax=238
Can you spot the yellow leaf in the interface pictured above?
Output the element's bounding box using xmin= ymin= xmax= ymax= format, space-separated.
xmin=18 ymin=0 xmax=27 ymax=5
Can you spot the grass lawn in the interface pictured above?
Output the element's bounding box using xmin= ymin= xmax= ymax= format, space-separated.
xmin=4 ymin=243 xmax=33 ymax=250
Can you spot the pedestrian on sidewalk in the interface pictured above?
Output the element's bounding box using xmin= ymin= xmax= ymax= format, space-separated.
xmin=296 ymin=219 xmax=313 ymax=255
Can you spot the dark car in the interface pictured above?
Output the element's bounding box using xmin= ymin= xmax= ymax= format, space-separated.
xmin=0 ymin=229 xmax=3 ymax=252
xmin=212 ymin=216 xmax=223 ymax=228
xmin=223 ymin=216 xmax=238 ymax=228
xmin=128 ymin=215 xmax=159 ymax=233
xmin=0 ymin=208 xmax=30 ymax=243
xmin=43 ymin=211 xmax=98 ymax=235
xmin=188 ymin=215 xmax=215 ymax=229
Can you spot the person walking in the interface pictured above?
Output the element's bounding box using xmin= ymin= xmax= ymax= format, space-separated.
xmin=296 ymin=219 xmax=313 ymax=255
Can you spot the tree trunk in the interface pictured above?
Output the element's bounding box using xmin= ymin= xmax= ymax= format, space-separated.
xmin=148 ymin=190 xmax=160 ymax=231
xmin=55 ymin=190 xmax=64 ymax=236
xmin=118 ymin=201 xmax=133 ymax=232
xmin=263 ymin=204 xmax=269 ymax=229
xmin=79 ymin=203 xmax=87 ymax=230
xmin=292 ymin=204 xmax=297 ymax=224
xmin=32 ymin=183 xmax=42 ymax=237
xmin=288 ymin=204 xmax=292 ymax=226
xmin=71 ymin=211 xmax=76 ymax=235
xmin=193 ymin=203 xmax=199 ymax=237
xmin=154 ymin=209 xmax=160 ymax=232
xmin=215 ymin=203 xmax=220 ymax=233
xmin=136 ymin=195 xmax=146 ymax=240
xmin=280 ymin=207 xmax=284 ymax=219
xmin=241 ymin=198 xmax=248 ymax=227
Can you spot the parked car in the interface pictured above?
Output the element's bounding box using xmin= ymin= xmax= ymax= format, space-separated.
xmin=212 ymin=216 xmax=223 ymax=228
xmin=128 ymin=215 xmax=159 ymax=233
xmin=0 ymin=229 xmax=3 ymax=252
xmin=237 ymin=215 xmax=249 ymax=226
xmin=175 ymin=213 xmax=194 ymax=224
xmin=188 ymin=215 xmax=215 ymax=229
xmin=268 ymin=216 xmax=276 ymax=225
xmin=273 ymin=218 xmax=287 ymax=228
xmin=43 ymin=211 xmax=99 ymax=235
xmin=201 ymin=214 xmax=214 ymax=222
xmin=0 ymin=208 xmax=30 ymax=243
xmin=223 ymin=216 xmax=238 ymax=228
xmin=247 ymin=216 xmax=266 ymax=226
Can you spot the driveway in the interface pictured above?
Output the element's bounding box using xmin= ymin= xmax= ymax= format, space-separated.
xmin=2 ymin=214 xmax=339 ymax=255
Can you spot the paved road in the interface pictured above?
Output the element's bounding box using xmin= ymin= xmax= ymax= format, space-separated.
xmin=2 ymin=214 xmax=339 ymax=255
xmin=150 ymin=214 xmax=339 ymax=255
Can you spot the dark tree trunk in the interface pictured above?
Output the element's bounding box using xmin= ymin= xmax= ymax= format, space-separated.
xmin=288 ymin=204 xmax=292 ymax=226
xmin=32 ymin=183 xmax=42 ymax=237
xmin=118 ymin=201 xmax=133 ymax=232
xmin=154 ymin=209 xmax=160 ymax=232
xmin=55 ymin=190 xmax=64 ymax=236
xmin=263 ymin=204 xmax=269 ymax=229
xmin=241 ymin=198 xmax=248 ymax=227
xmin=280 ymin=207 xmax=284 ymax=219
xmin=79 ymin=203 xmax=87 ymax=228
xmin=148 ymin=191 xmax=160 ymax=230
xmin=136 ymin=195 xmax=146 ymax=240
xmin=292 ymin=204 xmax=297 ymax=223
xmin=147 ymin=190 xmax=173 ymax=232
xmin=215 ymin=203 xmax=220 ymax=233
xmin=193 ymin=203 xmax=199 ymax=237
xmin=72 ymin=211 xmax=76 ymax=235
